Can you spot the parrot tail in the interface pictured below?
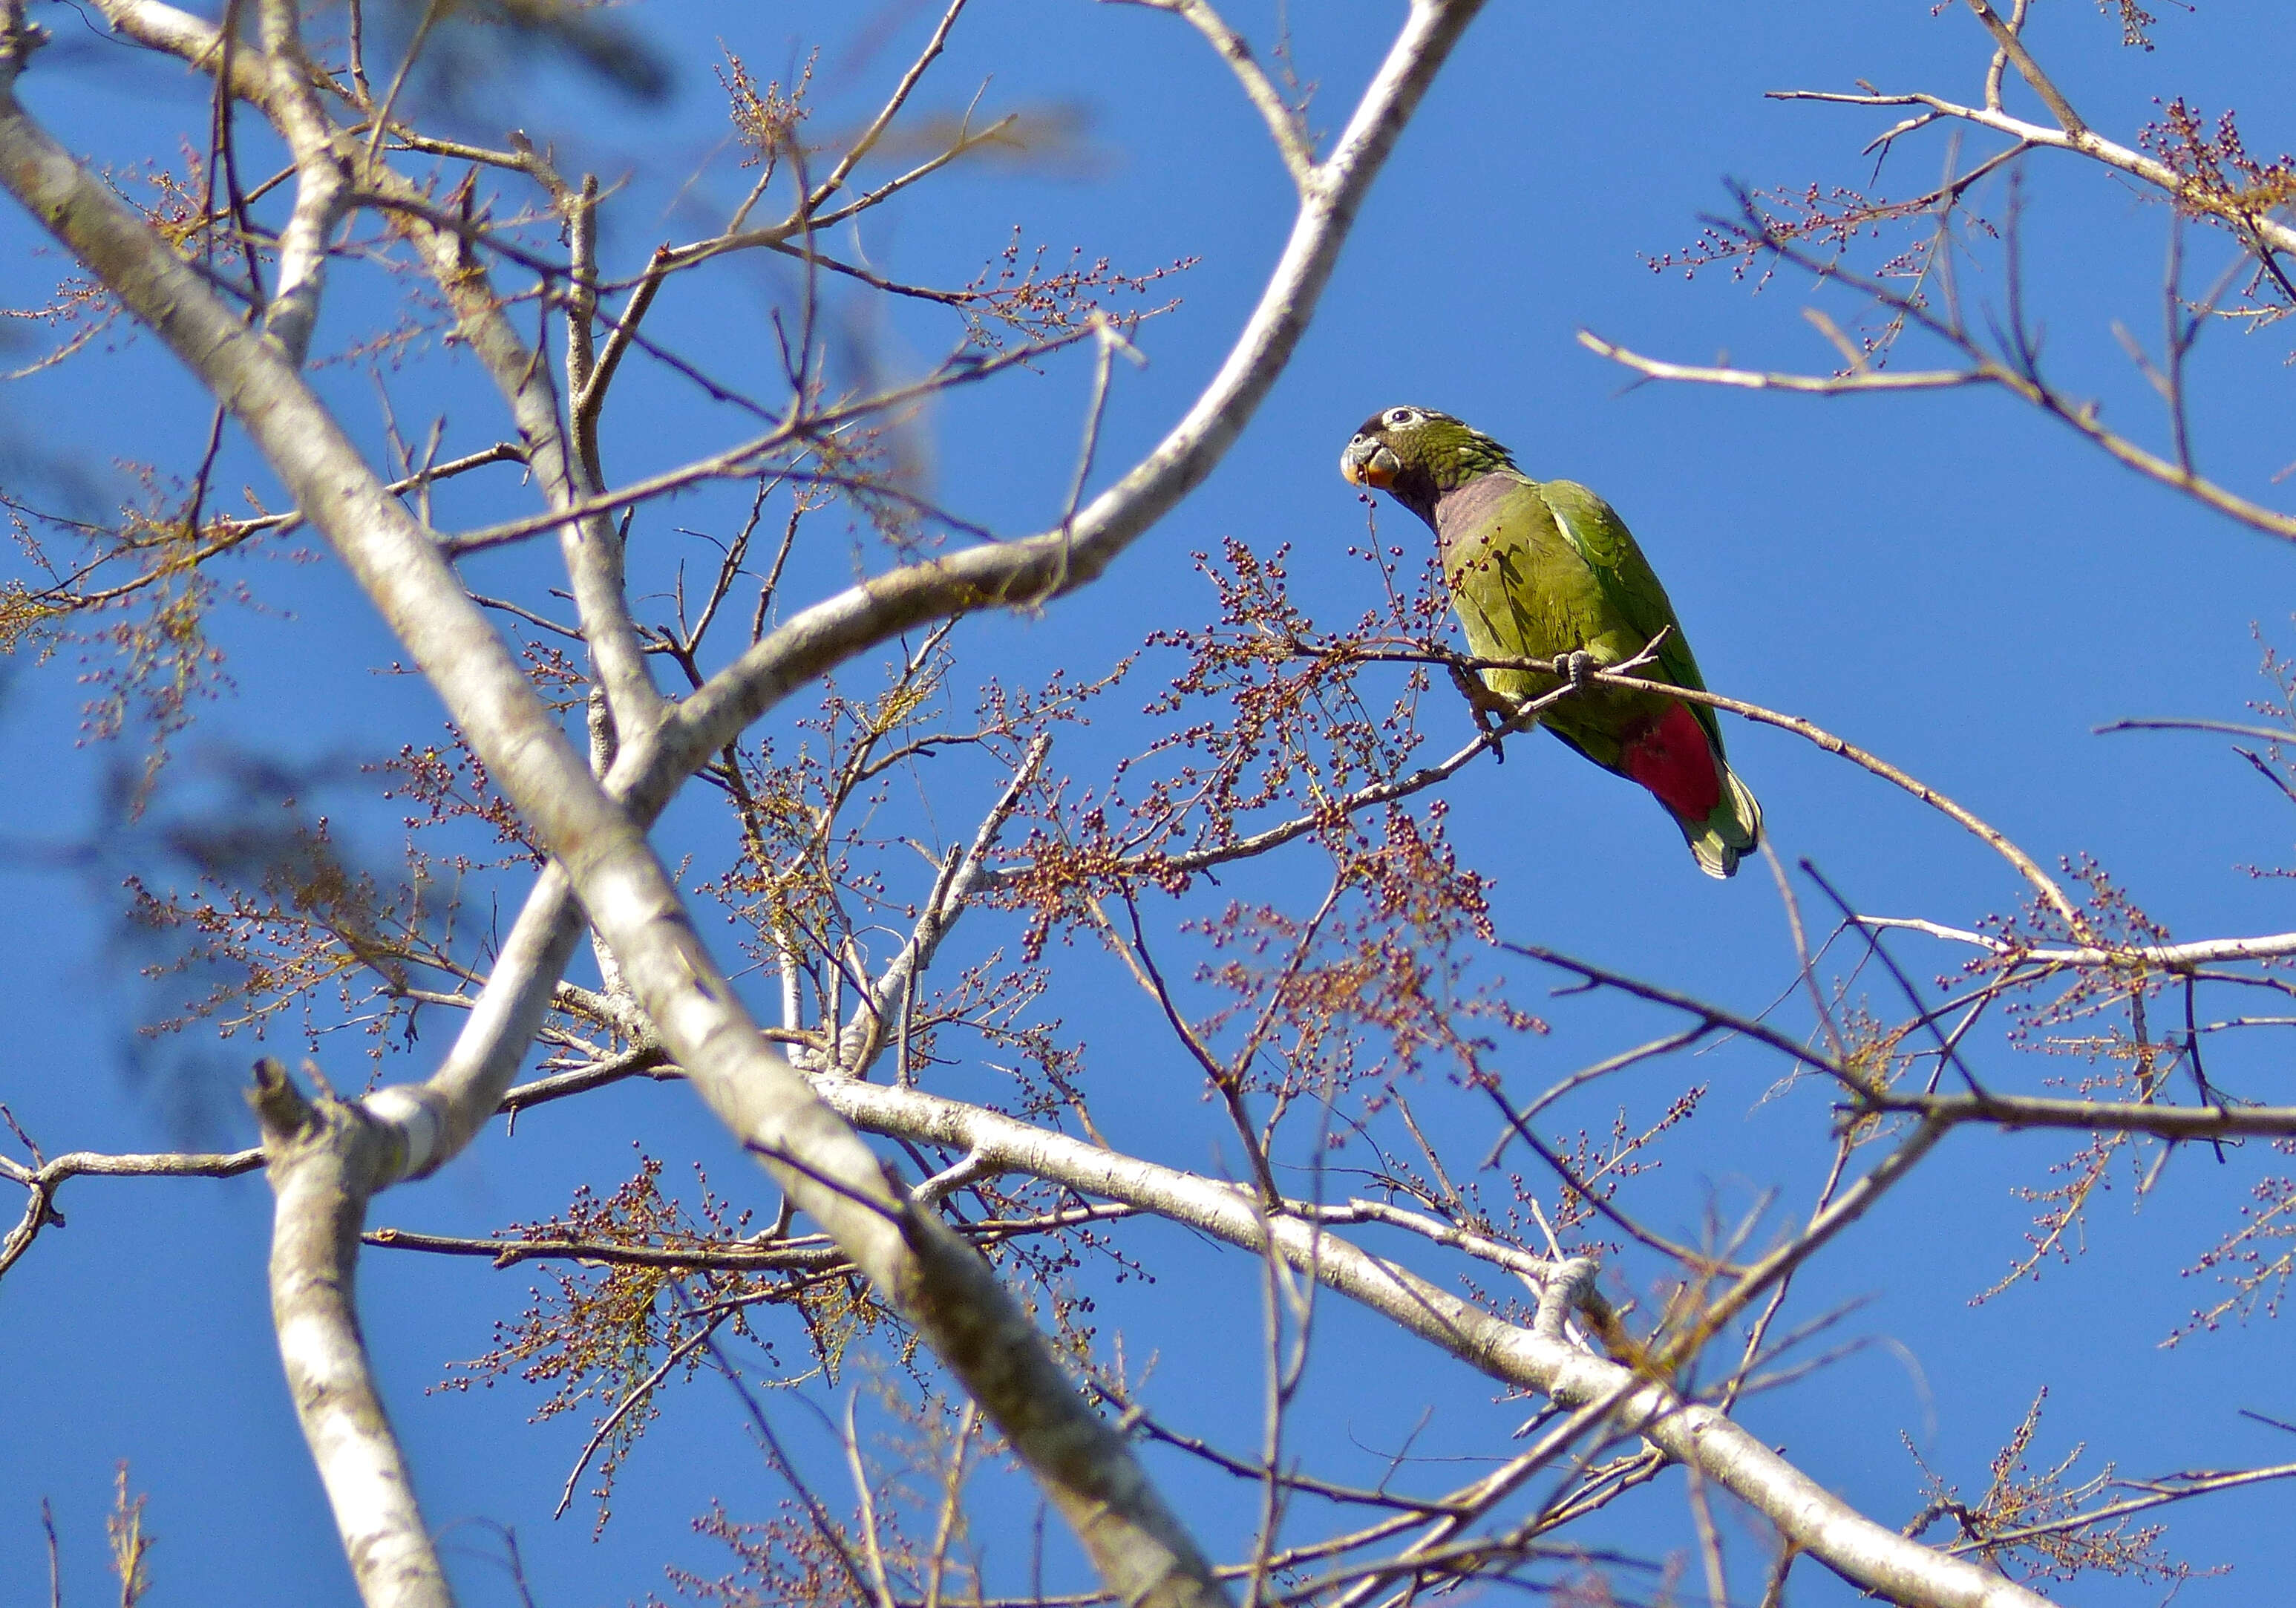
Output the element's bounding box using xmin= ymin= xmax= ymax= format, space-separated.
xmin=1620 ymin=702 xmax=1762 ymax=879
xmin=1679 ymin=760 xmax=1762 ymax=880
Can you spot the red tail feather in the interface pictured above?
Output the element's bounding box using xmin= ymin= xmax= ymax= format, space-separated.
xmin=1620 ymin=702 xmax=1722 ymax=823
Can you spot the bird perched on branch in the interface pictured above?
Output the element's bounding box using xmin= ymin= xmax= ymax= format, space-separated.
xmin=1341 ymin=405 xmax=1761 ymax=878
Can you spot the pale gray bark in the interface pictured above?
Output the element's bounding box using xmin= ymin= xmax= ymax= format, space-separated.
xmin=251 ymin=0 xmax=344 ymax=366
xmin=798 ymin=1077 xmax=2053 ymax=1608
xmin=0 ymin=1144 xmax=262 ymax=1280
xmin=0 ymin=4 xmax=1488 ymax=1605
xmin=0 ymin=67 xmax=1205 ymax=1587
xmin=249 ymin=1062 xmax=451 ymax=1608
xmin=0 ymin=4 xmax=2095 ymax=1605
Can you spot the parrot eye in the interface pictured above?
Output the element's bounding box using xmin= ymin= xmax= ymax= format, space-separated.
xmin=1383 ymin=407 xmax=1422 ymax=428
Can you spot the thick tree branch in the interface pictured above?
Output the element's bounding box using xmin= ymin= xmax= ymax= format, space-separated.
xmin=355 ymin=0 xmax=1491 ymax=1214
xmin=796 ymin=1074 xmax=2055 ymax=1608
xmin=251 ymin=0 xmax=347 ymax=366
xmin=390 ymin=173 xmax=664 ymax=742
xmin=249 ymin=1059 xmax=449 ymax=1608
xmin=0 ymin=18 xmax=1377 ymax=1606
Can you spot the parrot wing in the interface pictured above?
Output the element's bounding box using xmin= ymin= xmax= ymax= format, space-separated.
xmin=1536 ymin=478 xmax=1727 ymax=754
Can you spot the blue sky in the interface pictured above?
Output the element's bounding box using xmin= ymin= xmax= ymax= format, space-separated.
xmin=5 ymin=1 xmax=2296 ymax=1602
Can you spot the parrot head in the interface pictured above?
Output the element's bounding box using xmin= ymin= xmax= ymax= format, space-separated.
xmin=1340 ymin=406 xmax=1517 ymax=524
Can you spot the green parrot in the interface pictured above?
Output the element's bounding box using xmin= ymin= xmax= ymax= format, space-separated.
xmin=1340 ymin=405 xmax=1761 ymax=878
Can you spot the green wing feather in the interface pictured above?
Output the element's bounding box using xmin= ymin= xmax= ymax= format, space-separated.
xmin=1536 ymin=480 xmax=1725 ymax=752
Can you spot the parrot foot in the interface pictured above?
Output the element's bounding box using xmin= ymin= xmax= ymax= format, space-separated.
xmin=1447 ymin=660 xmax=1515 ymax=762
xmin=1558 ymin=650 xmax=1595 ymax=693
xmin=1448 ymin=661 xmax=1517 ymax=719
xmin=1470 ymin=704 xmax=1508 ymax=764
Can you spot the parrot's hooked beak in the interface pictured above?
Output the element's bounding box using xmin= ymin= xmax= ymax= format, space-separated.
xmin=1340 ymin=434 xmax=1401 ymax=490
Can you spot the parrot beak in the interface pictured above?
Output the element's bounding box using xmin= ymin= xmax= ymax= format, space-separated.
xmin=1340 ymin=434 xmax=1400 ymax=489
